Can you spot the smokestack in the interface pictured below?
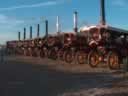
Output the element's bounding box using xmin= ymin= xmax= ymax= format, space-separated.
xmin=74 ymin=11 xmax=78 ymax=33
xmin=18 ymin=31 xmax=21 ymax=41
xmin=37 ymin=24 xmax=40 ymax=38
xmin=30 ymin=26 xmax=32 ymax=39
xmin=100 ymin=0 xmax=106 ymax=25
xmin=56 ymin=16 xmax=60 ymax=32
xmin=45 ymin=20 xmax=48 ymax=38
xmin=23 ymin=28 xmax=26 ymax=40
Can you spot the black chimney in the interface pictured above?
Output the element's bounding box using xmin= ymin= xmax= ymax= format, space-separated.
xmin=100 ymin=0 xmax=106 ymax=25
xmin=45 ymin=20 xmax=48 ymax=38
xmin=23 ymin=28 xmax=26 ymax=40
xmin=30 ymin=26 xmax=32 ymax=39
xmin=18 ymin=31 xmax=21 ymax=41
xmin=37 ymin=24 xmax=40 ymax=38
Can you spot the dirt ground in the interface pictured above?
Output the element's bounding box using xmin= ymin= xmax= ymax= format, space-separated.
xmin=0 ymin=55 xmax=128 ymax=96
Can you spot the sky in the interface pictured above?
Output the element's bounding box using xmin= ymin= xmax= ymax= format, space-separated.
xmin=0 ymin=0 xmax=128 ymax=44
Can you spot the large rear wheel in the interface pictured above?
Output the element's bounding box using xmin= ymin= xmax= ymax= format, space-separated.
xmin=57 ymin=49 xmax=64 ymax=60
xmin=76 ymin=51 xmax=87 ymax=64
xmin=28 ymin=48 xmax=32 ymax=56
xmin=64 ymin=50 xmax=74 ymax=63
xmin=48 ymin=48 xmax=57 ymax=60
xmin=40 ymin=49 xmax=45 ymax=58
xmin=34 ymin=48 xmax=39 ymax=57
xmin=107 ymin=51 xmax=120 ymax=69
xmin=88 ymin=51 xmax=99 ymax=67
xmin=51 ymin=48 xmax=57 ymax=60
xmin=23 ymin=48 xmax=29 ymax=56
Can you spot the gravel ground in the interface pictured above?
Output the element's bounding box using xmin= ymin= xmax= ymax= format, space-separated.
xmin=0 ymin=55 xmax=128 ymax=96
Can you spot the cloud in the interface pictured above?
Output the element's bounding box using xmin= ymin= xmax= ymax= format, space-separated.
xmin=0 ymin=14 xmax=25 ymax=44
xmin=0 ymin=14 xmax=25 ymax=35
xmin=112 ymin=0 xmax=127 ymax=8
xmin=0 ymin=0 xmax=66 ymax=11
xmin=0 ymin=14 xmax=24 ymax=25
xmin=0 ymin=14 xmax=24 ymax=29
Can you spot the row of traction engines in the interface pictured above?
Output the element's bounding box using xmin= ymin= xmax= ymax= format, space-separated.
xmin=6 ymin=24 xmax=128 ymax=70
xmin=6 ymin=0 xmax=128 ymax=70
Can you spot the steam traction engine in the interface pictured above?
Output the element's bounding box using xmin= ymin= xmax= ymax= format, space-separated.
xmin=6 ymin=41 xmax=17 ymax=55
xmin=56 ymin=29 xmax=90 ymax=64
xmin=44 ymin=34 xmax=62 ymax=59
xmin=57 ymin=32 xmax=76 ymax=62
xmin=80 ymin=25 xmax=128 ymax=69
xmin=74 ymin=32 xmax=90 ymax=64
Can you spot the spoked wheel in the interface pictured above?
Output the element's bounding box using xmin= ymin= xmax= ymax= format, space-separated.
xmin=30 ymin=48 xmax=35 ymax=57
xmin=50 ymin=49 xmax=57 ymax=60
xmin=20 ymin=48 xmax=23 ymax=55
xmin=88 ymin=51 xmax=99 ymax=67
xmin=57 ymin=49 xmax=64 ymax=60
xmin=35 ymin=48 xmax=40 ymax=57
xmin=47 ymin=49 xmax=57 ymax=59
xmin=28 ymin=48 xmax=33 ymax=56
xmin=64 ymin=50 xmax=74 ymax=63
xmin=32 ymin=48 xmax=37 ymax=57
xmin=107 ymin=51 xmax=120 ymax=69
xmin=23 ymin=49 xmax=28 ymax=56
xmin=76 ymin=51 xmax=87 ymax=64
xmin=47 ymin=49 xmax=51 ymax=58
xmin=44 ymin=48 xmax=48 ymax=58
xmin=27 ymin=48 xmax=31 ymax=56
xmin=40 ymin=49 xmax=45 ymax=58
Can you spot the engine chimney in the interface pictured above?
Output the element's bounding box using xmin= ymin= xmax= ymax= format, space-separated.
xmin=18 ymin=31 xmax=21 ymax=41
xmin=74 ymin=11 xmax=78 ymax=33
xmin=100 ymin=0 xmax=106 ymax=25
xmin=37 ymin=24 xmax=40 ymax=38
xmin=56 ymin=16 xmax=60 ymax=33
xmin=45 ymin=20 xmax=48 ymax=38
xmin=23 ymin=28 xmax=26 ymax=40
xmin=30 ymin=26 xmax=32 ymax=39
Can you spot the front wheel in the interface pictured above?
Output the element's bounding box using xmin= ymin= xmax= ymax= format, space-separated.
xmin=88 ymin=51 xmax=99 ymax=67
xmin=107 ymin=51 xmax=120 ymax=69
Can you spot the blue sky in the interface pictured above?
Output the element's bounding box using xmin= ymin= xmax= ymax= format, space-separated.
xmin=0 ymin=0 xmax=128 ymax=44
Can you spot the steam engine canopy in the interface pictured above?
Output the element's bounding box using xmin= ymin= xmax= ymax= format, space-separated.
xmin=80 ymin=25 xmax=101 ymax=41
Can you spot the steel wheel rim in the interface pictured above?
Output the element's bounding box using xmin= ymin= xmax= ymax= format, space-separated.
xmin=58 ymin=50 xmax=63 ymax=59
xmin=109 ymin=54 xmax=119 ymax=68
xmin=66 ymin=52 xmax=73 ymax=63
xmin=40 ymin=50 xmax=45 ymax=57
xmin=77 ymin=53 xmax=85 ymax=64
xmin=90 ymin=53 xmax=99 ymax=66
